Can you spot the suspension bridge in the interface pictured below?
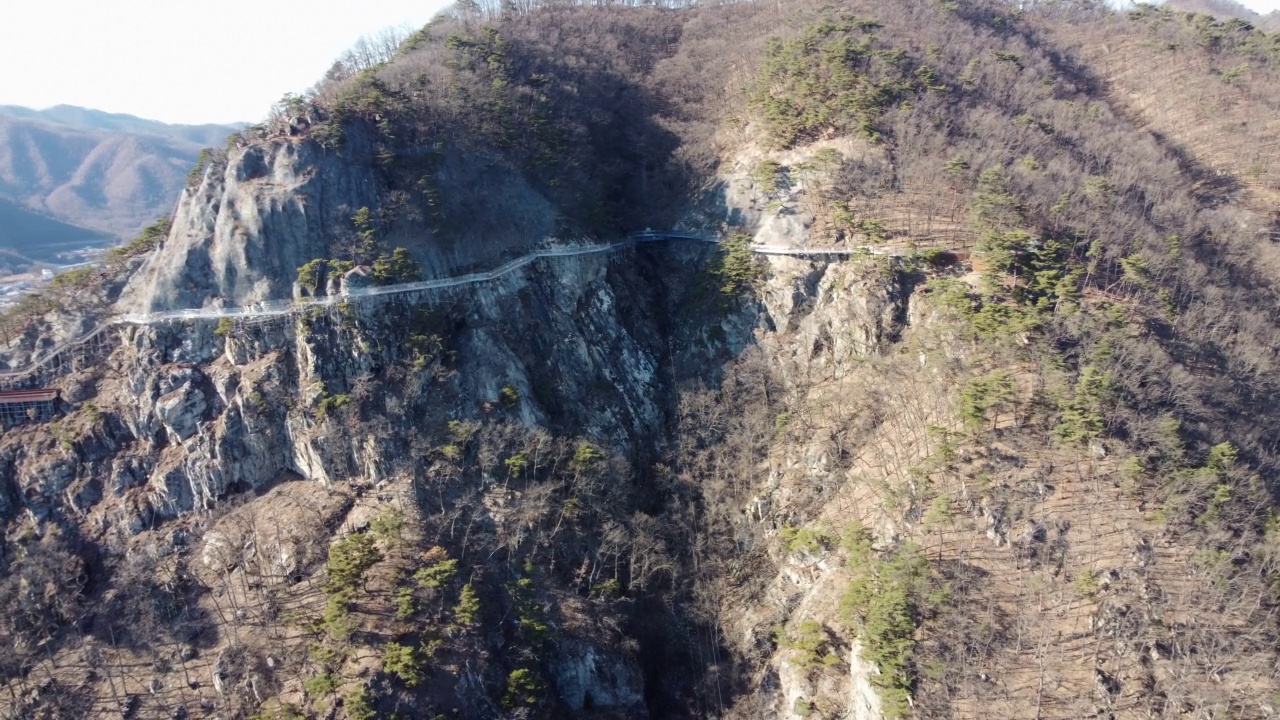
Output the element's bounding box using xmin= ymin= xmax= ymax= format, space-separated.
xmin=0 ymin=231 xmax=925 ymax=395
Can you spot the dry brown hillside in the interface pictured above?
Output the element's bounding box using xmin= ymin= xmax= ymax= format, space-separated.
xmin=1 ymin=2 xmax=1280 ymax=719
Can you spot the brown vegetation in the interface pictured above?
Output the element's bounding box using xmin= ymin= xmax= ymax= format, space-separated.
xmin=5 ymin=0 xmax=1280 ymax=717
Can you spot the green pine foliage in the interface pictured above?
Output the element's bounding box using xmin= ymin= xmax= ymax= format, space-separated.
xmin=752 ymin=17 xmax=919 ymax=147
xmin=499 ymin=385 xmax=521 ymax=408
xmin=344 ymin=688 xmax=376 ymax=720
xmin=415 ymin=558 xmax=459 ymax=591
xmin=325 ymin=532 xmax=382 ymax=595
xmin=778 ymin=620 xmax=842 ymax=669
xmin=569 ymin=442 xmax=604 ymax=473
xmin=372 ymin=248 xmax=423 ymax=286
xmin=107 ymin=217 xmax=171 ymax=262
xmin=502 ymin=668 xmax=544 ymax=709
xmin=507 ymin=577 xmax=550 ymax=646
xmin=840 ymin=539 xmax=940 ymax=720
xmin=454 ymin=583 xmax=481 ymax=628
xmin=752 ymin=160 xmax=785 ymax=195
xmin=958 ymin=371 xmax=1016 ymax=433
xmin=711 ymin=232 xmax=767 ymax=298
xmin=316 ymin=393 xmax=352 ymax=419
xmin=382 ymin=642 xmax=425 ymax=687
xmin=1051 ymin=365 xmax=1112 ymax=446
xmin=780 ymin=524 xmax=835 ymax=555
xmin=296 ymin=258 xmax=356 ymax=294
xmin=187 ymin=148 xmax=214 ymax=187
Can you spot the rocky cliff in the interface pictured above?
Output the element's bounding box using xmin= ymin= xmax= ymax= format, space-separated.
xmin=120 ymin=132 xmax=563 ymax=314
xmin=4 ymin=1 xmax=1280 ymax=719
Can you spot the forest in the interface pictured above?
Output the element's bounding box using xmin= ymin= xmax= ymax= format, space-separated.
xmin=1 ymin=0 xmax=1280 ymax=718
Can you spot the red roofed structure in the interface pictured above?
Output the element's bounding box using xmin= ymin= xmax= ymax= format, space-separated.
xmin=0 ymin=388 xmax=58 ymax=426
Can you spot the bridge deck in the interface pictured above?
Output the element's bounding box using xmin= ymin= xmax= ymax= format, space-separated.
xmin=0 ymin=232 xmax=970 ymax=389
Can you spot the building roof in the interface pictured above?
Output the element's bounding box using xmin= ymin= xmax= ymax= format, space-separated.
xmin=0 ymin=389 xmax=58 ymax=403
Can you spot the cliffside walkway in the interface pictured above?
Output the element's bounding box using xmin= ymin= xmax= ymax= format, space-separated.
xmin=0 ymin=232 xmax=919 ymax=390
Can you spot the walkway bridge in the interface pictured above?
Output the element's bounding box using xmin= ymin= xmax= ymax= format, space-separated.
xmin=0 ymin=232 xmax=937 ymax=393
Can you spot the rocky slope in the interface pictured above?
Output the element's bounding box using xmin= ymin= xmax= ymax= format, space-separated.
xmin=3 ymin=1 xmax=1280 ymax=719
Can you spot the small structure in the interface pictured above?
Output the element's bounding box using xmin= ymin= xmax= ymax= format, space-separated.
xmin=0 ymin=389 xmax=58 ymax=426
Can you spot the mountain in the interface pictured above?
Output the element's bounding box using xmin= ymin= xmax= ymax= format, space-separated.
xmin=1165 ymin=0 xmax=1280 ymax=31
xmin=0 ymin=105 xmax=241 ymax=147
xmin=0 ymin=106 xmax=242 ymax=242
xmin=0 ymin=196 xmax=112 ymax=264
xmin=2 ymin=2 xmax=1280 ymax=719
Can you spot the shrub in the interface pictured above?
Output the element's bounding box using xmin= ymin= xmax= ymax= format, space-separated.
xmin=304 ymin=674 xmax=339 ymax=701
xmin=369 ymin=509 xmax=405 ymax=544
xmin=591 ymin=578 xmax=622 ymax=598
xmin=394 ymin=585 xmax=417 ymax=619
xmin=504 ymin=452 xmax=528 ymax=477
xmin=1071 ymin=570 xmax=1099 ymax=599
xmin=454 ymin=583 xmax=480 ymax=627
xmin=382 ymin=642 xmax=425 ymax=687
xmin=107 ymin=217 xmax=170 ymax=262
xmin=752 ymin=160 xmax=784 ymax=194
xmin=570 ymin=442 xmax=604 ymax=473
xmin=1052 ymin=366 xmax=1112 ymax=446
xmin=188 ymin=148 xmax=214 ymax=186
xmin=249 ymin=699 xmax=305 ymax=720
xmin=317 ymin=393 xmax=352 ymax=418
xmin=840 ymin=543 xmax=933 ymax=720
xmin=344 ymin=688 xmax=375 ymax=720
xmin=779 ymin=620 xmax=841 ymax=669
xmin=214 ymin=317 xmax=236 ymax=337
xmin=414 ymin=556 xmax=459 ymax=590
xmin=325 ymin=532 xmax=382 ymax=595
xmin=958 ymin=371 xmax=1016 ymax=433
xmin=508 ymin=577 xmax=550 ymax=645
xmin=751 ymin=18 xmax=916 ymax=146
xmin=502 ymin=669 xmax=543 ymax=708
xmin=711 ymin=233 xmax=767 ymax=297
xmin=780 ymin=524 xmax=835 ymax=555
xmin=407 ymin=332 xmax=444 ymax=371
xmin=297 ymin=258 xmax=356 ymax=293
xmin=372 ymin=247 xmax=423 ymax=286
xmin=499 ymin=385 xmax=520 ymax=408
xmin=321 ymin=591 xmax=354 ymax=640
xmin=297 ymin=259 xmax=326 ymax=293
xmin=774 ymin=412 xmax=794 ymax=439
xmin=992 ymin=50 xmax=1022 ymax=68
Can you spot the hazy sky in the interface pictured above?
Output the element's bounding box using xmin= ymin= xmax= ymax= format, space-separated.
xmin=0 ymin=0 xmax=452 ymax=125
xmin=1 ymin=0 xmax=1278 ymax=125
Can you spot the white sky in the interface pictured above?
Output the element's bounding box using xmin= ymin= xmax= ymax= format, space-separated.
xmin=1 ymin=0 xmax=1277 ymax=126
xmin=0 ymin=0 xmax=452 ymax=125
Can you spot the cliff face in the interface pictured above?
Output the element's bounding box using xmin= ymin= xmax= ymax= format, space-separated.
xmin=120 ymin=132 xmax=562 ymax=314
xmin=120 ymin=139 xmax=378 ymax=312
xmin=0 ymin=120 xmax=719 ymax=717
xmin=1 ymin=117 xmax=922 ymax=717
xmin=6 ymin=2 xmax=1280 ymax=718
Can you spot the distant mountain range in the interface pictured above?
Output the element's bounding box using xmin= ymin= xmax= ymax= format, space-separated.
xmin=0 ymin=105 xmax=242 ymax=265
xmin=1166 ymin=0 xmax=1280 ymax=31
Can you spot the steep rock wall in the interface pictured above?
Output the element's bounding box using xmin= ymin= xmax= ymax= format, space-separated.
xmin=118 ymin=133 xmax=561 ymax=314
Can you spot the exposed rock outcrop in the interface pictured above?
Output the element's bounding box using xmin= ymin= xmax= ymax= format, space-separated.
xmin=118 ymin=135 xmax=563 ymax=314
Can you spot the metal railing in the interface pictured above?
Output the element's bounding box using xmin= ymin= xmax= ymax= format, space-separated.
xmin=0 ymin=232 xmax=941 ymax=389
